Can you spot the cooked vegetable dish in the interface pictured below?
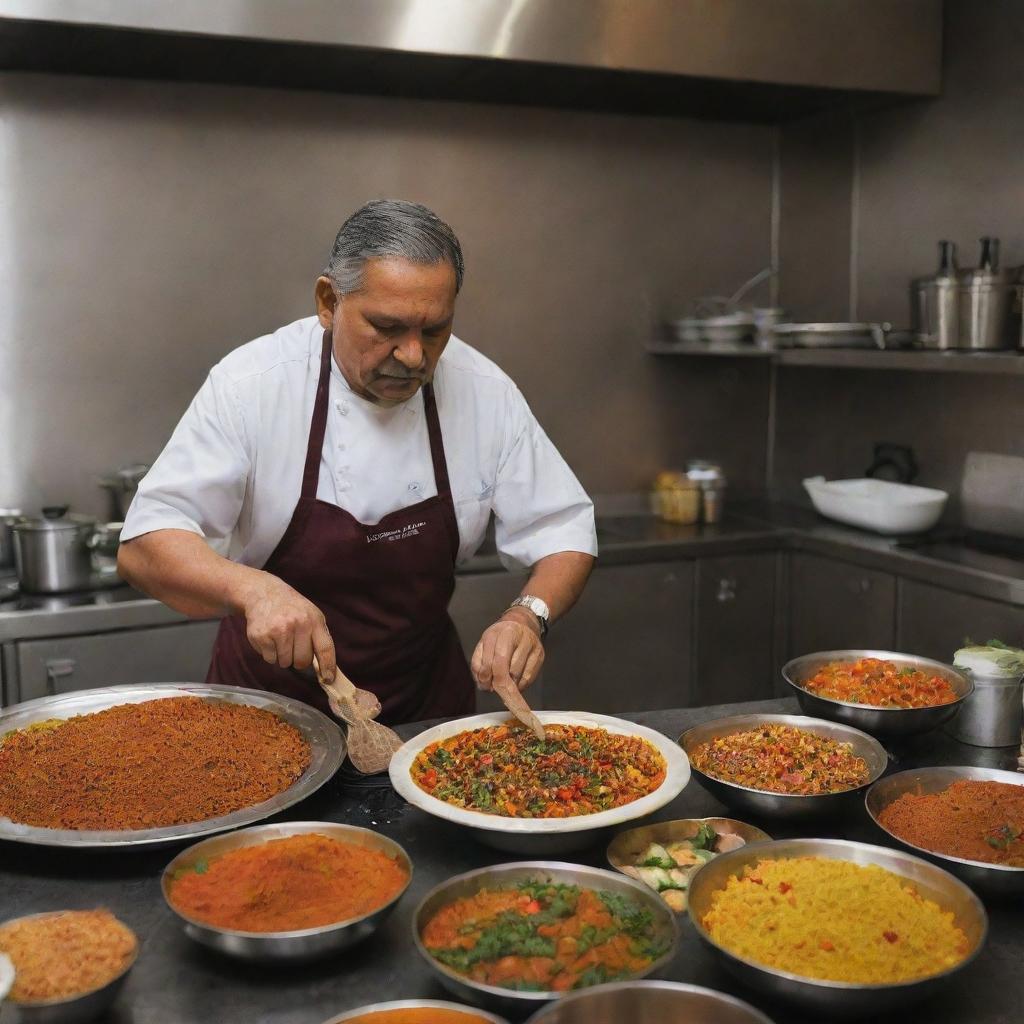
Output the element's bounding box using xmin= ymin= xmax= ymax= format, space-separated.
xmin=802 ymin=658 xmax=958 ymax=708
xmin=690 ymin=723 xmax=870 ymax=795
xmin=621 ymin=824 xmax=747 ymax=912
xmin=421 ymin=880 xmax=669 ymax=991
xmin=168 ymin=833 xmax=409 ymax=931
xmin=702 ymin=856 xmax=970 ymax=984
xmin=411 ymin=723 xmax=666 ymax=817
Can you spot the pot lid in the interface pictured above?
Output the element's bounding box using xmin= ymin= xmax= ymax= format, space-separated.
xmin=14 ymin=507 xmax=96 ymax=532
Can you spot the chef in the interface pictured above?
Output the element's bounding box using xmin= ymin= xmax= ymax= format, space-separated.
xmin=118 ymin=199 xmax=597 ymax=724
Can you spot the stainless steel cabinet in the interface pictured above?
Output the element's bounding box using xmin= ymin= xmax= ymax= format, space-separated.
xmin=542 ymin=561 xmax=694 ymax=715
xmin=789 ymin=553 xmax=896 ymax=655
xmin=897 ymin=579 xmax=1024 ymax=662
xmin=693 ymin=553 xmax=778 ymax=705
xmin=12 ymin=620 xmax=221 ymax=704
xmin=448 ymin=569 xmax=532 ymax=712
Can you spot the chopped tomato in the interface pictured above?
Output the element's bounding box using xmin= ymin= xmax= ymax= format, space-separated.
xmin=820 ymin=940 xmax=835 ymax=952
xmin=421 ymin=769 xmax=438 ymax=788
xmin=883 ymin=931 xmax=899 ymax=944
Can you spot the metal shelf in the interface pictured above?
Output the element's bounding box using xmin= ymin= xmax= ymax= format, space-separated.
xmin=647 ymin=342 xmax=1024 ymax=375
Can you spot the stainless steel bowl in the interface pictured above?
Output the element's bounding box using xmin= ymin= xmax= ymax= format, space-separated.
xmin=162 ymin=821 xmax=412 ymax=961
xmin=413 ymin=861 xmax=679 ymax=1017
xmin=523 ymin=980 xmax=776 ymax=1024
xmin=323 ymin=1000 xmax=510 ymax=1024
xmin=782 ymin=650 xmax=973 ymax=737
xmin=679 ymin=714 xmax=888 ymax=821
xmin=866 ymin=765 xmax=1024 ymax=897
xmin=1 ymin=911 xmax=137 ymax=1023
xmin=687 ymin=838 xmax=987 ymax=1016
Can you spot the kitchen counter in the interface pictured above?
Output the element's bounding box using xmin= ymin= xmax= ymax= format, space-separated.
xmin=2 ymin=501 xmax=1022 ymax=645
xmin=1 ymin=697 xmax=1020 ymax=1024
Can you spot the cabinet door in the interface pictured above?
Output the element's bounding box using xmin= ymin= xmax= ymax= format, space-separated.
xmin=448 ymin=570 xmax=532 ymax=712
xmin=693 ymin=553 xmax=777 ymax=705
xmin=897 ymin=579 xmax=1024 ymax=662
xmin=14 ymin=620 xmax=222 ymax=703
xmin=789 ymin=553 xmax=896 ymax=655
xmin=543 ymin=561 xmax=694 ymax=715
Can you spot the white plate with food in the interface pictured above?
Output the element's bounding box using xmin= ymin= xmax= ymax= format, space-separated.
xmin=389 ymin=711 xmax=690 ymax=854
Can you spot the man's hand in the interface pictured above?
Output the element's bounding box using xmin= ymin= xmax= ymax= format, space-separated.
xmin=471 ymin=607 xmax=544 ymax=693
xmin=239 ymin=572 xmax=337 ymax=678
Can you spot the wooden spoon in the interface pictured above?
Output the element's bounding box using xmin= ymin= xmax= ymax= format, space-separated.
xmin=492 ymin=676 xmax=546 ymax=742
xmin=312 ymin=656 xmax=403 ymax=775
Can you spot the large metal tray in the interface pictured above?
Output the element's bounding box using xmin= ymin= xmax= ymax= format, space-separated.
xmin=0 ymin=683 xmax=345 ymax=849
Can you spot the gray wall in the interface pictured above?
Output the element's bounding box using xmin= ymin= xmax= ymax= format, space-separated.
xmin=0 ymin=72 xmax=774 ymax=520
xmin=774 ymin=0 xmax=1024 ymax=502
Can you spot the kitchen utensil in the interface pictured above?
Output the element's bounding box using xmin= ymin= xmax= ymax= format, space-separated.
xmin=961 ymin=451 xmax=1024 ymax=537
xmin=162 ymin=821 xmax=412 ymax=961
xmin=773 ymin=322 xmax=890 ymax=349
xmin=0 ymin=508 xmax=23 ymax=569
xmin=0 ymin=683 xmax=343 ymax=849
xmin=491 ymin=677 xmax=545 ymax=741
xmin=687 ymin=460 xmax=726 ymax=523
xmin=701 ymin=312 xmax=755 ymax=344
xmin=959 ymin=237 xmax=1015 ymax=350
xmin=865 ymin=766 xmax=1024 ymax=897
xmin=97 ymin=464 xmax=149 ymax=522
xmin=390 ymin=711 xmax=690 ymax=855
xmin=947 ymin=667 xmax=1023 ymax=747
xmin=312 ymin=656 xmax=401 ymax=775
xmin=679 ymin=714 xmax=887 ymax=821
xmin=85 ymin=522 xmax=123 ymax=560
xmin=12 ymin=508 xmax=99 ymax=594
xmin=913 ymin=240 xmax=960 ymax=349
xmin=325 ymin=1001 xmax=509 ymax=1024
xmin=522 ymin=981 xmax=776 ymax=1024
xmin=0 ymin=911 xmax=138 ymax=1023
xmin=412 ymin=861 xmax=679 ymax=1017
xmin=782 ymin=649 xmax=973 ymax=738
xmin=687 ymin=838 xmax=986 ymax=1016
xmin=803 ymin=476 xmax=948 ymax=534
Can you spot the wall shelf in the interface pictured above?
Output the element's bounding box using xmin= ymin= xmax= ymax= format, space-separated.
xmin=647 ymin=342 xmax=1024 ymax=375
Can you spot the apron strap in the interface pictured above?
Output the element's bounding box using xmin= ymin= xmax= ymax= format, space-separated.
xmin=300 ymin=329 xmax=334 ymax=500
xmin=423 ymin=382 xmax=460 ymax=557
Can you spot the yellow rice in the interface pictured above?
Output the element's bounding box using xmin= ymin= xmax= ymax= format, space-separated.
xmin=702 ymin=856 xmax=970 ymax=984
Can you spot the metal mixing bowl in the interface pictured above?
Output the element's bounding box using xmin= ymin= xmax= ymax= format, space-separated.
xmin=687 ymin=838 xmax=987 ymax=1016
xmin=323 ymin=1000 xmax=510 ymax=1024
xmin=866 ymin=765 xmax=1024 ymax=897
xmin=412 ymin=861 xmax=679 ymax=1017
xmin=1 ymin=911 xmax=137 ymax=1023
xmin=522 ymin=980 xmax=776 ymax=1024
xmin=162 ymin=821 xmax=412 ymax=961
xmin=782 ymin=649 xmax=973 ymax=737
xmin=679 ymin=714 xmax=888 ymax=821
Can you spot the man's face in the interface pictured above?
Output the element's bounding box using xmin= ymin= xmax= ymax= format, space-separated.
xmin=315 ymin=257 xmax=457 ymax=406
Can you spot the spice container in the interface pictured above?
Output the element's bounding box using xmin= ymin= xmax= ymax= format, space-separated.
xmin=686 ymin=461 xmax=727 ymax=524
xmin=951 ymin=642 xmax=1024 ymax=748
xmin=652 ymin=472 xmax=700 ymax=525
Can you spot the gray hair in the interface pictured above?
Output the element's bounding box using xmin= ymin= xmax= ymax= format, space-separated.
xmin=324 ymin=199 xmax=464 ymax=295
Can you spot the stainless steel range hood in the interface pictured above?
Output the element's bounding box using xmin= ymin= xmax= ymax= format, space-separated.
xmin=0 ymin=0 xmax=942 ymax=120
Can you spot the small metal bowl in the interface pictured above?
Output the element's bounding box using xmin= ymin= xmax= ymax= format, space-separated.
xmin=687 ymin=838 xmax=987 ymax=1016
xmin=162 ymin=821 xmax=412 ymax=962
xmin=679 ymin=714 xmax=888 ymax=821
xmin=413 ymin=861 xmax=679 ymax=1017
xmin=322 ymin=1000 xmax=510 ymax=1024
xmin=782 ymin=649 xmax=973 ymax=738
xmin=866 ymin=765 xmax=1024 ymax=897
xmin=523 ymin=980 xmax=776 ymax=1023
xmin=606 ymin=817 xmax=772 ymax=912
xmin=1 ymin=912 xmax=137 ymax=1023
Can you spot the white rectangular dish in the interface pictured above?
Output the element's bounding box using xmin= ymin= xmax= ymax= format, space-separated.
xmin=803 ymin=476 xmax=948 ymax=535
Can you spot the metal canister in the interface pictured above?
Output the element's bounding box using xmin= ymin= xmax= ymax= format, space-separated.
xmin=948 ymin=668 xmax=1024 ymax=747
xmin=13 ymin=508 xmax=98 ymax=594
xmin=686 ymin=460 xmax=727 ymax=524
xmin=914 ymin=276 xmax=960 ymax=349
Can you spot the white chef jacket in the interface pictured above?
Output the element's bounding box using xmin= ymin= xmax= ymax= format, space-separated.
xmin=121 ymin=316 xmax=597 ymax=571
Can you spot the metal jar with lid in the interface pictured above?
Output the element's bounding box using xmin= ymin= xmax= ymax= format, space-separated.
xmin=13 ymin=507 xmax=100 ymax=594
xmin=686 ymin=460 xmax=727 ymax=524
xmin=950 ymin=643 xmax=1024 ymax=747
xmin=958 ymin=237 xmax=1016 ymax=350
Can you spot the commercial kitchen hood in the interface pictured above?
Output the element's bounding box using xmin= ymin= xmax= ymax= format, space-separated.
xmin=0 ymin=0 xmax=942 ymax=121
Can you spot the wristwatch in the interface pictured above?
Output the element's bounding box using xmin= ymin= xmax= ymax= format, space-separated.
xmin=509 ymin=595 xmax=550 ymax=639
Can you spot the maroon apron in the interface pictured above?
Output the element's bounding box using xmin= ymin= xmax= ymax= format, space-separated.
xmin=206 ymin=330 xmax=475 ymax=725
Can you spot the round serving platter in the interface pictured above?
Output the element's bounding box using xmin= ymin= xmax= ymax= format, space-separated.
xmin=0 ymin=683 xmax=345 ymax=849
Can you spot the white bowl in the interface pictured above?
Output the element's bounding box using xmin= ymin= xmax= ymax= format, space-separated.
xmin=803 ymin=476 xmax=947 ymax=535
xmin=389 ymin=711 xmax=690 ymax=854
